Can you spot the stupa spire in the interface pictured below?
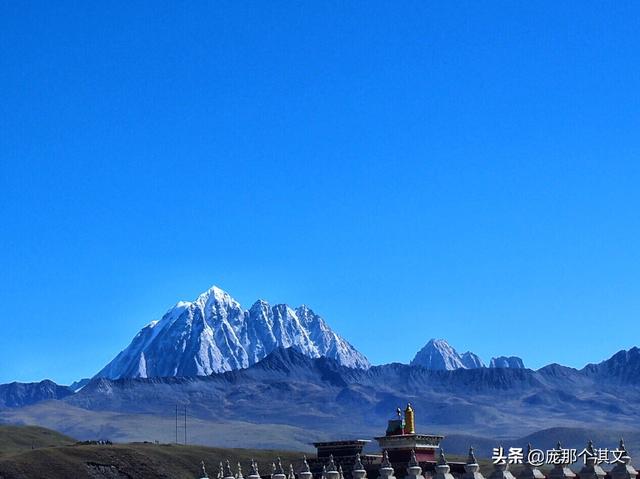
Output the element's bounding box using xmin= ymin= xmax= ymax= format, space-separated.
xmin=223 ymin=460 xmax=235 ymax=479
xmin=325 ymin=455 xmax=339 ymax=479
xmin=547 ymin=442 xmax=575 ymax=479
xmin=517 ymin=444 xmax=545 ymax=479
xmin=578 ymin=440 xmax=606 ymax=479
xmin=352 ymin=453 xmax=367 ymax=479
xmin=298 ymin=457 xmax=313 ymax=479
xmin=434 ymin=448 xmax=455 ymax=479
xmin=248 ymin=460 xmax=261 ymax=479
xmin=379 ymin=450 xmax=396 ymax=479
xmin=488 ymin=446 xmax=516 ymax=479
xmin=611 ymin=438 xmax=638 ymax=479
xmin=405 ymin=449 xmax=425 ymax=479
xmin=462 ymin=447 xmax=485 ymax=479
xmin=271 ymin=458 xmax=286 ymax=479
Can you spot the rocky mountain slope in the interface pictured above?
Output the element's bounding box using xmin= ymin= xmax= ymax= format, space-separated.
xmin=93 ymin=286 xmax=534 ymax=380
xmin=95 ymin=286 xmax=370 ymax=379
xmin=2 ymin=346 xmax=640 ymax=452
xmin=0 ymin=380 xmax=73 ymax=408
xmin=489 ymin=356 xmax=525 ymax=368
xmin=410 ymin=339 xmax=524 ymax=370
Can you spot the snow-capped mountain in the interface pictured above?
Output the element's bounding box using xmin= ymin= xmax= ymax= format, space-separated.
xmin=460 ymin=351 xmax=486 ymax=368
xmin=410 ymin=339 xmax=524 ymax=370
xmin=489 ymin=356 xmax=525 ymax=369
xmin=410 ymin=339 xmax=469 ymax=370
xmin=95 ymin=285 xmax=370 ymax=379
xmin=5 ymin=346 xmax=640 ymax=452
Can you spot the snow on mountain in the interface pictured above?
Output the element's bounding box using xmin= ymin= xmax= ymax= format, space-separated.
xmin=410 ymin=339 xmax=469 ymax=370
xmin=489 ymin=356 xmax=525 ymax=369
xmin=68 ymin=378 xmax=90 ymax=392
xmin=410 ymin=339 xmax=522 ymax=370
xmin=460 ymin=351 xmax=486 ymax=368
xmin=95 ymin=285 xmax=370 ymax=379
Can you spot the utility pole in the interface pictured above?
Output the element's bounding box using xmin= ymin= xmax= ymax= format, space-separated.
xmin=175 ymin=404 xmax=178 ymax=444
xmin=184 ymin=405 xmax=187 ymax=445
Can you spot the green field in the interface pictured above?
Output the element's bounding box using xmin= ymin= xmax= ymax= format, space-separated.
xmin=0 ymin=425 xmax=75 ymax=458
xmin=0 ymin=425 xmax=303 ymax=479
xmin=0 ymin=402 xmax=326 ymax=451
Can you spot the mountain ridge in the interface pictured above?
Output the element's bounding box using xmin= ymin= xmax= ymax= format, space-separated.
xmin=410 ymin=338 xmax=525 ymax=371
xmin=3 ymin=345 xmax=640 ymax=451
xmin=0 ymin=380 xmax=74 ymax=408
xmin=3 ymin=346 xmax=640 ymax=445
xmin=95 ymin=285 xmax=370 ymax=380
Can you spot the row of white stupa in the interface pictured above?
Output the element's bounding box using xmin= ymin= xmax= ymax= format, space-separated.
xmin=198 ymin=440 xmax=638 ymax=479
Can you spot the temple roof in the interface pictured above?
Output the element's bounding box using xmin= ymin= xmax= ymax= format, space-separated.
xmin=313 ymin=440 xmax=371 ymax=446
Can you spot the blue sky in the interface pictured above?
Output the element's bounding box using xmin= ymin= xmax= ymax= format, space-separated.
xmin=1 ymin=2 xmax=639 ymax=384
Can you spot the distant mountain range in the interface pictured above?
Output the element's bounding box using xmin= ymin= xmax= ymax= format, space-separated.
xmin=410 ymin=338 xmax=525 ymax=370
xmin=95 ymin=285 xmax=525 ymax=380
xmin=2 ymin=346 xmax=640 ymax=452
xmin=2 ymin=284 xmax=639 ymax=453
xmin=0 ymin=380 xmax=73 ymax=408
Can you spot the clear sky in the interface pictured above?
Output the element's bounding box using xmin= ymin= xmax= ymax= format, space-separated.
xmin=1 ymin=2 xmax=639 ymax=385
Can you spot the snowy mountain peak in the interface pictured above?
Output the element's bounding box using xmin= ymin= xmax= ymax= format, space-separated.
xmin=489 ymin=356 xmax=525 ymax=369
xmin=194 ymin=285 xmax=240 ymax=309
xmin=95 ymin=285 xmax=370 ymax=380
xmin=410 ymin=339 xmax=467 ymax=370
xmin=410 ymin=339 xmax=523 ymax=370
xmin=411 ymin=339 xmax=524 ymax=371
xmin=461 ymin=351 xmax=486 ymax=369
